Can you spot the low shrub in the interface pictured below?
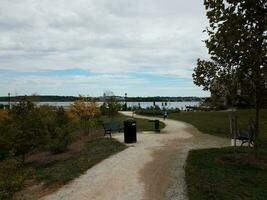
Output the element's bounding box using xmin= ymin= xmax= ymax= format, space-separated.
xmin=46 ymin=126 xmax=72 ymax=154
xmin=136 ymin=109 xmax=163 ymax=116
xmin=0 ymin=100 xmax=47 ymax=163
xmin=0 ymin=160 xmax=29 ymax=200
xmin=0 ymin=109 xmax=8 ymax=120
xmin=135 ymin=107 xmax=181 ymax=116
xmin=44 ymin=107 xmax=73 ymax=154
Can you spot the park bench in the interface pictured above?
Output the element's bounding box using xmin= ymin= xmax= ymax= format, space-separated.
xmin=102 ymin=121 xmax=123 ymax=138
xmin=236 ymin=120 xmax=255 ymax=147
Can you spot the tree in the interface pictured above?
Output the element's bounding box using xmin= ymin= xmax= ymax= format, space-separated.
xmin=0 ymin=99 xmax=46 ymax=163
xmin=103 ymin=91 xmax=121 ymax=119
xmin=100 ymin=102 xmax=108 ymax=115
xmin=193 ymin=59 xmax=239 ymax=108
xmin=194 ymin=0 xmax=267 ymax=153
xmin=70 ymin=96 xmax=100 ymax=134
xmin=45 ymin=106 xmax=72 ymax=154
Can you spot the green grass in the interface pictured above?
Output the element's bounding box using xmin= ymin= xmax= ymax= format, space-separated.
xmin=169 ymin=109 xmax=267 ymax=140
xmin=100 ymin=114 xmax=165 ymax=131
xmin=167 ymin=109 xmax=267 ymax=200
xmin=0 ymin=138 xmax=126 ymax=200
xmin=186 ymin=147 xmax=267 ymax=200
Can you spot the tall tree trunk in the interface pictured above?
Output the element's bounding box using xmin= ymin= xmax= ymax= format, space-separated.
xmin=253 ymin=63 xmax=262 ymax=156
xmin=254 ymin=98 xmax=260 ymax=156
xmin=253 ymin=19 xmax=264 ymax=157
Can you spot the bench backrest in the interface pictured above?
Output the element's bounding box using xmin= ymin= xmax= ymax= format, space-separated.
xmin=103 ymin=121 xmax=122 ymax=132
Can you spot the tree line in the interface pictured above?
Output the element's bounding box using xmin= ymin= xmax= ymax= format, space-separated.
xmin=0 ymin=95 xmax=204 ymax=103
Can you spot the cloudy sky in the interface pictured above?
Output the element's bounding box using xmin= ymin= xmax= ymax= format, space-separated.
xmin=0 ymin=0 xmax=210 ymax=97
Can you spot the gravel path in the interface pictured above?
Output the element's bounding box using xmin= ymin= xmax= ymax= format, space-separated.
xmin=41 ymin=112 xmax=230 ymax=200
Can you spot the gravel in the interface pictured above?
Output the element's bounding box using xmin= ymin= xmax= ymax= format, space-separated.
xmin=41 ymin=112 xmax=229 ymax=200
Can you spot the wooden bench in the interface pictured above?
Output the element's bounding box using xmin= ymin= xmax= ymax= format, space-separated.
xmin=102 ymin=121 xmax=123 ymax=138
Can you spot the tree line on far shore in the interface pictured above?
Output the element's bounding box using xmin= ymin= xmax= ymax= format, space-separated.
xmin=0 ymin=95 xmax=204 ymax=103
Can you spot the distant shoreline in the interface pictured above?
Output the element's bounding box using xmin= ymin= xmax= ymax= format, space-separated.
xmin=0 ymin=95 xmax=206 ymax=103
xmin=0 ymin=101 xmax=200 ymax=109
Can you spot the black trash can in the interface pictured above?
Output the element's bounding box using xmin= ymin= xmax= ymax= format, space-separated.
xmin=124 ymin=119 xmax=137 ymax=143
xmin=155 ymin=120 xmax=160 ymax=132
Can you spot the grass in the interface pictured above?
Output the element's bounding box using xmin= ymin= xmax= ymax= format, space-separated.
xmin=100 ymin=114 xmax=165 ymax=131
xmin=0 ymin=138 xmax=126 ymax=200
xmin=169 ymin=109 xmax=267 ymax=140
xmin=167 ymin=109 xmax=267 ymax=200
xmin=186 ymin=147 xmax=267 ymax=200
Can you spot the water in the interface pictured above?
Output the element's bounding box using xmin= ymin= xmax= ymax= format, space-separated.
xmin=0 ymin=101 xmax=199 ymax=110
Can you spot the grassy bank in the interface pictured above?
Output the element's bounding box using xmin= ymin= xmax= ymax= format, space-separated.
xmin=186 ymin=147 xmax=267 ymax=200
xmin=1 ymin=138 xmax=126 ymax=200
xmin=169 ymin=109 xmax=267 ymax=140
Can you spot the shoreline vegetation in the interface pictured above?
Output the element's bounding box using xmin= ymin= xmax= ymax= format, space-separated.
xmin=0 ymin=97 xmax=165 ymax=200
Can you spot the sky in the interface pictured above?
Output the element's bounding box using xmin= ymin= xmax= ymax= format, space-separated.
xmin=0 ymin=0 xmax=210 ymax=97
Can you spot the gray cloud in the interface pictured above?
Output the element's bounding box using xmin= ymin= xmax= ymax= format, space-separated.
xmin=0 ymin=0 xmax=209 ymax=96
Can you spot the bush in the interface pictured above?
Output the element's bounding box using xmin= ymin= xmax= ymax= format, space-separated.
xmin=44 ymin=107 xmax=73 ymax=154
xmin=136 ymin=109 xmax=163 ymax=116
xmin=46 ymin=127 xmax=71 ymax=154
xmin=0 ymin=110 xmax=8 ymax=121
xmin=0 ymin=160 xmax=28 ymax=200
xmin=70 ymin=97 xmax=101 ymax=134
xmin=135 ymin=106 xmax=181 ymax=116
xmin=0 ymin=100 xmax=47 ymax=163
xmin=0 ymin=102 xmax=76 ymax=161
xmin=100 ymin=102 xmax=108 ymax=115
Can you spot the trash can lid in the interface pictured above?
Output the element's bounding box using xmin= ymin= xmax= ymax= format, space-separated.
xmin=125 ymin=118 xmax=136 ymax=122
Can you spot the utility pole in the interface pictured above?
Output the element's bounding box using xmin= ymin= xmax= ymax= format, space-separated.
xmin=8 ymin=92 xmax=11 ymax=109
xmin=124 ymin=93 xmax=127 ymax=111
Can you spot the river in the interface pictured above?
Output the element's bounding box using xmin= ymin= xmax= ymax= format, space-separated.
xmin=0 ymin=101 xmax=199 ymax=110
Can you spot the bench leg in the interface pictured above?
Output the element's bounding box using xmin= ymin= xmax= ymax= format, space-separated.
xmin=106 ymin=131 xmax=112 ymax=138
xmin=104 ymin=131 xmax=112 ymax=138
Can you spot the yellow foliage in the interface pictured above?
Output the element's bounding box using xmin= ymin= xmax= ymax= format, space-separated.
xmin=0 ymin=109 xmax=8 ymax=121
xmin=70 ymin=97 xmax=100 ymax=121
xmin=66 ymin=109 xmax=79 ymax=123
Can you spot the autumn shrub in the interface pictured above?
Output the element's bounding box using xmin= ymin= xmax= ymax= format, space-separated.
xmin=70 ymin=97 xmax=101 ymax=134
xmin=0 ymin=109 xmax=8 ymax=121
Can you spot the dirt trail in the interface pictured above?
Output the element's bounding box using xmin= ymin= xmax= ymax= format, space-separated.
xmin=41 ymin=112 xmax=229 ymax=200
